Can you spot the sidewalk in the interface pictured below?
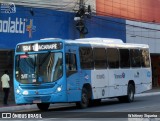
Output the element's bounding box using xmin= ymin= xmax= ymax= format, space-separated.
xmin=0 ymin=88 xmax=160 ymax=112
xmin=143 ymin=87 xmax=160 ymax=93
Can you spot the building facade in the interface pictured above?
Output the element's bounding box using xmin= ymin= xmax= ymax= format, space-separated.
xmin=0 ymin=0 xmax=159 ymax=89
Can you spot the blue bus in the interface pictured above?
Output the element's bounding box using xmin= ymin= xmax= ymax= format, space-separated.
xmin=14 ymin=38 xmax=152 ymax=110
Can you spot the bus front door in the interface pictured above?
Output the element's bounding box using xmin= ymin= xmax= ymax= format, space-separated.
xmin=66 ymin=52 xmax=81 ymax=102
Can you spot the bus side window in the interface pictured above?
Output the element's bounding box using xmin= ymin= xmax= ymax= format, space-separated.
xmin=66 ymin=53 xmax=77 ymax=77
xmin=107 ymin=48 xmax=120 ymax=69
xmin=79 ymin=47 xmax=94 ymax=69
xmin=119 ymin=49 xmax=130 ymax=68
xmin=130 ymin=49 xmax=141 ymax=67
xmin=93 ymin=48 xmax=107 ymax=69
xmin=140 ymin=49 xmax=150 ymax=68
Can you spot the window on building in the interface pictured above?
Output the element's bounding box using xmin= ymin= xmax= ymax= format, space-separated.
xmin=79 ymin=47 xmax=94 ymax=69
xmin=107 ymin=48 xmax=119 ymax=68
xmin=93 ymin=48 xmax=107 ymax=69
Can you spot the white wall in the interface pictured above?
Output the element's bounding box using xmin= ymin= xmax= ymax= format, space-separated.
xmin=126 ymin=20 xmax=160 ymax=54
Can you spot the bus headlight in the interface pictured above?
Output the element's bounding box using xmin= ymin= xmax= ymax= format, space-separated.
xmin=23 ymin=90 xmax=29 ymax=95
xmin=57 ymin=86 xmax=62 ymax=92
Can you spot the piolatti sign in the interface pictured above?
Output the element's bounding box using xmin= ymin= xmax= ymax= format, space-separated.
xmin=0 ymin=17 xmax=26 ymax=34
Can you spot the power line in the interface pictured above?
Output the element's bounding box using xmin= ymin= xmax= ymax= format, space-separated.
xmin=92 ymin=15 xmax=160 ymax=31
xmin=4 ymin=0 xmax=77 ymax=11
xmin=87 ymin=18 xmax=160 ymax=39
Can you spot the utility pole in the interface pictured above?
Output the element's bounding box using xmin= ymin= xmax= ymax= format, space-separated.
xmin=79 ymin=0 xmax=84 ymax=8
xmin=74 ymin=0 xmax=91 ymax=38
xmin=79 ymin=0 xmax=85 ymax=38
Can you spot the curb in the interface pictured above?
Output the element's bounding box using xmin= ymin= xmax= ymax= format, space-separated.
xmin=135 ymin=91 xmax=160 ymax=97
xmin=0 ymin=104 xmax=37 ymax=112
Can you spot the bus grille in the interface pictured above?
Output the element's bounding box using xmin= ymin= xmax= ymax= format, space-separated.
xmin=20 ymin=84 xmax=55 ymax=89
xmin=24 ymin=96 xmax=51 ymax=102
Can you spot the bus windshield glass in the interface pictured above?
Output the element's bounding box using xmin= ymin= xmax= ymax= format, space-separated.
xmin=15 ymin=52 xmax=63 ymax=84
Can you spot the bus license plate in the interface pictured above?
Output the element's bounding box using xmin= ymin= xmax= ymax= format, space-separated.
xmin=33 ymin=100 xmax=41 ymax=103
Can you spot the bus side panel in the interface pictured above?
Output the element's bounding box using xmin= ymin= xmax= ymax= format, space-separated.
xmin=136 ymin=68 xmax=152 ymax=93
xmin=67 ymin=90 xmax=81 ymax=102
xmin=92 ymin=87 xmax=110 ymax=99
xmin=108 ymin=69 xmax=144 ymax=97
xmin=108 ymin=69 xmax=126 ymax=97
xmin=66 ymin=45 xmax=82 ymax=102
xmin=66 ymin=73 xmax=82 ymax=102
xmin=91 ymin=69 xmax=109 ymax=99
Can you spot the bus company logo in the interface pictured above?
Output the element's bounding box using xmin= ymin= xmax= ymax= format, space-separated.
xmin=26 ymin=19 xmax=36 ymax=38
xmin=114 ymin=72 xmax=125 ymax=79
xmin=0 ymin=2 xmax=16 ymax=13
xmin=134 ymin=72 xmax=139 ymax=78
xmin=96 ymin=74 xmax=105 ymax=79
xmin=0 ymin=17 xmax=36 ymax=38
xmin=84 ymin=74 xmax=89 ymax=80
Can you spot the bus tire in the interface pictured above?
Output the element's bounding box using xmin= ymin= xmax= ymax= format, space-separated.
xmin=76 ymin=88 xmax=89 ymax=109
xmin=118 ymin=84 xmax=135 ymax=103
xmin=37 ymin=103 xmax=50 ymax=111
xmin=126 ymin=84 xmax=135 ymax=102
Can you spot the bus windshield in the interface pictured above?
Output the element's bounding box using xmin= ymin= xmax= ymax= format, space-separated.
xmin=15 ymin=52 xmax=63 ymax=84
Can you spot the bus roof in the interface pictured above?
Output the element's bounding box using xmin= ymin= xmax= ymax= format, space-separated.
xmin=64 ymin=38 xmax=149 ymax=49
xmin=75 ymin=38 xmax=124 ymax=43
xmin=16 ymin=37 xmax=149 ymax=49
xmin=17 ymin=38 xmax=64 ymax=45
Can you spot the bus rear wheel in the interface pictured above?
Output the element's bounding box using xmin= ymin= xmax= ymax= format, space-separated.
xmin=76 ymin=88 xmax=89 ymax=109
xmin=126 ymin=84 xmax=135 ymax=102
xmin=37 ymin=103 xmax=50 ymax=111
xmin=118 ymin=84 xmax=135 ymax=103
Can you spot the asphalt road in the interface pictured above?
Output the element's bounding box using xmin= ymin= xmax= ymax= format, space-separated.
xmin=9 ymin=94 xmax=160 ymax=121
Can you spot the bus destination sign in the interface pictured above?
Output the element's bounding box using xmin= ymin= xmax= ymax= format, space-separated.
xmin=16 ymin=42 xmax=63 ymax=52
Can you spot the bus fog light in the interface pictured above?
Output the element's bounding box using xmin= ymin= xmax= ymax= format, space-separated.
xmin=57 ymin=86 xmax=62 ymax=92
xmin=16 ymin=89 xmax=20 ymax=94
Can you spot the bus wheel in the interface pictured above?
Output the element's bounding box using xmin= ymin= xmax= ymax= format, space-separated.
xmin=118 ymin=84 xmax=135 ymax=103
xmin=126 ymin=84 xmax=135 ymax=102
xmin=37 ymin=103 xmax=50 ymax=111
xmin=76 ymin=88 xmax=89 ymax=109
